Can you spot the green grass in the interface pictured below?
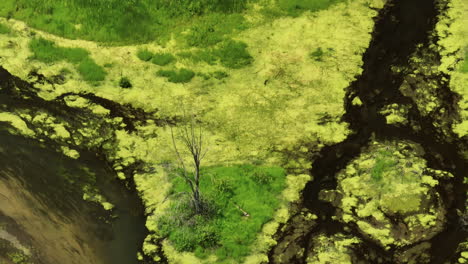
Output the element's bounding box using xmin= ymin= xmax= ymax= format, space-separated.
xmin=158 ymin=165 xmax=286 ymax=262
xmin=157 ymin=68 xmax=195 ymax=83
xmin=214 ymin=39 xmax=253 ymax=69
xmin=29 ymin=37 xmax=106 ymax=82
xmin=151 ymin=52 xmax=176 ymax=66
xmin=0 ymin=0 xmax=251 ymax=44
xmin=0 ymin=23 xmax=11 ymax=34
xmin=370 ymin=150 xmax=398 ymax=181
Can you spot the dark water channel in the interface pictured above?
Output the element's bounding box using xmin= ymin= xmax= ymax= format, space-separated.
xmin=269 ymin=0 xmax=467 ymax=263
xmin=0 ymin=131 xmax=147 ymax=264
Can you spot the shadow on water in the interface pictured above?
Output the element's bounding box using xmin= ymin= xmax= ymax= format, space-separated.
xmin=0 ymin=131 xmax=147 ymax=264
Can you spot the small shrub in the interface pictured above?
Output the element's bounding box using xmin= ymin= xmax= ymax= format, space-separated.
xmin=151 ymin=52 xmax=176 ymax=66
xmin=157 ymin=68 xmax=195 ymax=83
xmin=0 ymin=23 xmax=11 ymax=34
xmin=77 ymin=59 xmax=106 ymax=82
xmin=136 ymin=48 xmax=154 ymax=62
xmin=119 ymin=76 xmax=132 ymax=88
xmin=215 ymin=39 xmax=253 ymax=69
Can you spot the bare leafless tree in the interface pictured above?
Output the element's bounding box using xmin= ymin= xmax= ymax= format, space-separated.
xmin=170 ymin=116 xmax=208 ymax=214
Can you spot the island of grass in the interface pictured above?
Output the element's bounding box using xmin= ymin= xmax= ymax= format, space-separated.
xmin=159 ymin=165 xmax=285 ymax=262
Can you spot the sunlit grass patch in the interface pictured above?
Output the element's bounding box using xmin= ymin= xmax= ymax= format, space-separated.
xmin=158 ymin=165 xmax=286 ymax=262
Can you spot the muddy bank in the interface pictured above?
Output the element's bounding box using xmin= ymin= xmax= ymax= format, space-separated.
xmin=268 ymin=0 xmax=467 ymax=262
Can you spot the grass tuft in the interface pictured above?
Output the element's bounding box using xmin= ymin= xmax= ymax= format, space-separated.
xmin=77 ymin=59 xmax=106 ymax=82
xmin=151 ymin=52 xmax=176 ymax=66
xmin=157 ymin=68 xmax=195 ymax=83
xmin=214 ymin=39 xmax=253 ymax=69
xmin=136 ymin=48 xmax=154 ymax=62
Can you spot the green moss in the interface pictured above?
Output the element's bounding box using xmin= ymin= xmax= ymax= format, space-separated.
xmin=136 ymin=48 xmax=154 ymax=62
xmin=151 ymin=52 xmax=176 ymax=66
xmin=157 ymin=68 xmax=195 ymax=83
xmin=158 ymin=165 xmax=285 ymax=262
xmin=214 ymin=39 xmax=253 ymax=69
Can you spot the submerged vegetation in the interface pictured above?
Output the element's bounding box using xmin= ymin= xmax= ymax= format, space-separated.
xmin=159 ymin=165 xmax=285 ymax=261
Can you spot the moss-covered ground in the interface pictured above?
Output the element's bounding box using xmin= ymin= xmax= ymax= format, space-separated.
xmin=0 ymin=0 xmax=385 ymax=262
